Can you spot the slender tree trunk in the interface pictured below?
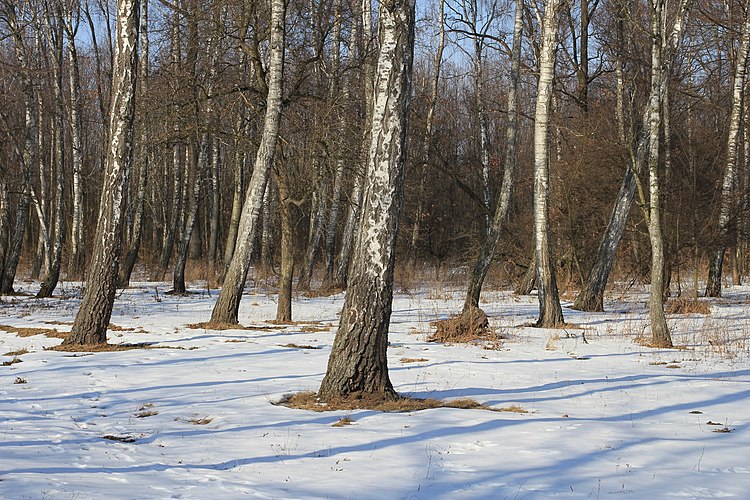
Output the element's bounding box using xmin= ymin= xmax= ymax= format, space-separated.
xmin=318 ymin=0 xmax=416 ymax=401
xmin=533 ymin=0 xmax=564 ymax=327
xmin=645 ymin=0 xmax=671 ymax=348
xmin=210 ymin=0 xmax=285 ymax=325
xmin=463 ymin=0 xmax=522 ymax=312
xmin=118 ymin=0 xmax=149 ymax=288
xmin=706 ymin=7 xmax=750 ymax=297
xmin=409 ymin=0 xmax=445 ymax=267
xmin=172 ymin=137 xmax=206 ymax=294
xmin=297 ymin=171 xmax=327 ymax=291
xmin=222 ymin=116 xmax=248 ymax=278
xmin=274 ymin=169 xmax=294 ymax=322
xmin=1 ymin=4 xmax=35 ymax=293
xmin=65 ymin=5 xmax=85 ymax=279
xmin=38 ymin=6 xmax=66 ymax=299
xmin=63 ymin=0 xmax=140 ymax=346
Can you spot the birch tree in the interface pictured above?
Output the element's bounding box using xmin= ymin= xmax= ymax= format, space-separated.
xmin=533 ymin=0 xmax=565 ymax=327
xmin=706 ymin=5 xmax=750 ymax=297
xmin=210 ymin=0 xmax=285 ymax=325
xmin=63 ymin=0 xmax=140 ymax=347
xmin=318 ymin=0 xmax=416 ymax=401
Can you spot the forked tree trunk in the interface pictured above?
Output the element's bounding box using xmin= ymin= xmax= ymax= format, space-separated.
xmin=63 ymin=0 xmax=140 ymax=346
xmin=706 ymin=7 xmax=750 ymax=297
xmin=533 ymin=0 xmax=564 ymax=327
xmin=210 ymin=0 xmax=285 ymax=325
xmin=463 ymin=0 xmax=522 ymax=312
xmin=318 ymin=0 xmax=416 ymax=401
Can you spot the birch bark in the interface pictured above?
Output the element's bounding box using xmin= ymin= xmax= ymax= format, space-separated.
xmin=318 ymin=0 xmax=416 ymax=401
xmin=64 ymin=0 xmax=140 ymax=346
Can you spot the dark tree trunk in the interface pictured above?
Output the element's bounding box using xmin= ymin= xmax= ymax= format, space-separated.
xmin=210 ymin=0 xmax=285 ymax=325
xmin=275 ymin=171 xmax=294 ymax=323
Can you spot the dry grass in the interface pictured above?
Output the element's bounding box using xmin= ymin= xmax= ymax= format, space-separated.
xmin=49 ymin=342 xmax=158 ymax=353
xmin=187 ymin=322 xmax=277 ymax=331
xmin=135 ymin=410 xmax=158 ymax=418
xmin=0 ymin=324 xmax=67 ymax=339
xmin=400 ymin=357 xmax=429 ymax=363
xmin=188 ymin=417 xmax=213 ymax=425
xmin=331 ymin=416 xmax=354 ymax=427
xmin=666 ymin=298 xmax=711 ymax=315
xmin=428 ymin=306 xmax=495 ymax=344
xmin=496 ymin=404 xmax=528 ymax=413
xmin=279 ymin=391 xmax=507 ymax=413
xmin=107 ymin=324 xmax=136 ymax=332
xmin=3 ymin=348 xmax=29 ymax=356
xmin=2 ymin=356 xmax=22 ymax=366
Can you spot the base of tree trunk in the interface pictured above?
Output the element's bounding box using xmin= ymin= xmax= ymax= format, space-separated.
xmin=281 ymin=391 xmax=497 ymax=412
xmin=429 ymin=306 xmax=490 ymax=343
xmin=571 ymin=289 xmax=604 ymax=312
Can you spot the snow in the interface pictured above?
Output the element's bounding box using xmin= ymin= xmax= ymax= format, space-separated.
xmin=2 ymin=281 xmax=750 ymax=499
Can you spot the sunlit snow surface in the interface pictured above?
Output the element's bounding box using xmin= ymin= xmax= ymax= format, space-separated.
xmin=2 ymin=280 xmax=749 ymax=499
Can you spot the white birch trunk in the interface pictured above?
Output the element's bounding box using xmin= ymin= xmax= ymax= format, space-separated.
xmin=533 ymin=0 xmax=564 ymax=327
xmin=65 ymin=0 xmax=140 ymax=346
xmin=706 ymin=7 xmax=750 ymax=297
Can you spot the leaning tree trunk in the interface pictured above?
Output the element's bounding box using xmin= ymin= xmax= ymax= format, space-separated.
xmin=318 ymin=0 xmax=416 ymax=402
xmin=63 ymin=0 xmax=140 ymax=347
xmin=463 ymin=0 xmax=522 ymax=313
xmin=532 ymin=0 xmax=564 ymax=327
xmin=706 ymin=7 xmax=750 ymax=297
xmin=210 ymin=0 xmax=285 ymax=325
xmin=1 ymin=4 xmax=35 ymax=294
xmin=222 ymin=115 xmax=248 ymax=278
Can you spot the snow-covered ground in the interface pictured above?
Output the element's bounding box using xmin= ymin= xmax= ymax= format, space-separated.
xmin=2 ymin=280 xmax=750 ymax=499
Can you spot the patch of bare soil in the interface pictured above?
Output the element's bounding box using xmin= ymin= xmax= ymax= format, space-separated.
xmin=278 ymin=391 xmax=512 ymax=413
xmin=428 ymin=306 xmax=499 ymax=344
xmin=666 ymin=298 xmax=711 ymax=315
xmin=0 ymin=324 xmax=67 ymax=339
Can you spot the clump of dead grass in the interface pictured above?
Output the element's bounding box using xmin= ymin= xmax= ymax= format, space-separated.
xmin=187 ymin=321 xmax=276 ymax=331
xmin=400 ymin=357 xmax=429 ymax=363
xmin=666 ymin=298 xmax=711 ymax=315
xmin=278 ymin=391 xmax=510 ymax=413
xmin=2 ymin=356 xmax=22 ymax=366
xmin=49 ymin=342 xmax=157 ymax=353
xmin=3 ymin=348 xmax=29 ymax=357
xmin=331 ymin=416 xmax=354 ymax=427
xmin=0 ymin=324 xmax=67 ymax=339
xmin=428 ymin=306 xmax=497 ymax=344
